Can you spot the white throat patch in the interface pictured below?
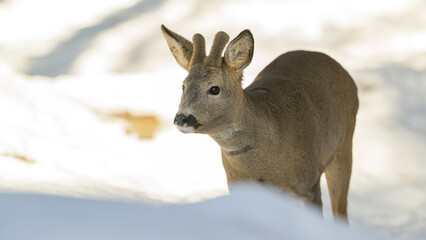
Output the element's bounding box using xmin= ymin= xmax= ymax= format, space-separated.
xmin=217 ymin=125 xmax=238 ymax=139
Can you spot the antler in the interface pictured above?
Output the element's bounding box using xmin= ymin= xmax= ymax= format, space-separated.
xmin=190 ymin=33 xmax=206 ymax=67
xmin=205 ymin=31 xmax=230 ymax=67
xmin=189 ymin=31 xmax=230 ymax=68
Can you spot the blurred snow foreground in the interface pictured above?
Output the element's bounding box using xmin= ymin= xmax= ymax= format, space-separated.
xmin=0 ymin=0 xmax=426 ymax=239
xmin=0 ymin=184 xmax=377 ymax=240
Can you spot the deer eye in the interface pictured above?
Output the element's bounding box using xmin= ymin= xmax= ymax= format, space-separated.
xmin=209 ymin=86 xmax=220 ymax=95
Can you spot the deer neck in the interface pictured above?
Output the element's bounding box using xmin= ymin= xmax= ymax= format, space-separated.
xmin=209 ymin=92 xmax=260 ymax=156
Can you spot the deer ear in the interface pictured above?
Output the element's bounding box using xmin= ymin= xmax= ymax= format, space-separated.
xmin=224 ymin=30 xmax=254 ymax=72
xmin=161 ymin=25 xmax=193 ymax=71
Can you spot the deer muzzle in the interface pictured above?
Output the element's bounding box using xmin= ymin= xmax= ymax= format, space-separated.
xmin=174 ymin=114 xmax=201 ymax=133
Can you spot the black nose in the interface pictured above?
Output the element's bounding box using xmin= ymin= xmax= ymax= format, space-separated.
xmin=174 ymin=114 xmax=201 ymax=128
xmin=174 ymin=114 xmax=188 ymax=126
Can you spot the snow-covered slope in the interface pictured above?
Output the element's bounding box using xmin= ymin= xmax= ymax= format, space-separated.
xmin=0 ymin=71 xmax=227 ymax=202
xmin=0 ymin=184 xmax=380 ymax=240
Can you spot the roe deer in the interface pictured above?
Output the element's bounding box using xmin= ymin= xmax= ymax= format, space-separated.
xmin=161 ymin=25 xmax=358 ymax=221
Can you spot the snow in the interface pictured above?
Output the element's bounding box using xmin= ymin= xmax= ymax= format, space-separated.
xmin=0 ymin=184 xmax=379 ymax=240
xmin=0 ymin=0 xmax=425 ymax=239
xmin=0 ymin=71 xmax=227 ymax=202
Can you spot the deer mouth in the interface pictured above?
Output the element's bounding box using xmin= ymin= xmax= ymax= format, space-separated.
xmin=176 ymin=124 xmax=201 ymax=133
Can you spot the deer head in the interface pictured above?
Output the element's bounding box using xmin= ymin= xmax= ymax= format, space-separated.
xmin=161 ymin=25 xmax=254 ymax=134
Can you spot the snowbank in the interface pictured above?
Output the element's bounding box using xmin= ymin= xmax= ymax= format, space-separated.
xmin=0 ymin=184 xmax=380 ymax=240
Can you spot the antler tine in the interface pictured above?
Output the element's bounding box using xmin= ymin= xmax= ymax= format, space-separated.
xmin=205 ymin=31 xmax=230 ymax=67
xmin=190 ymin=33 xmax=206 ymax=67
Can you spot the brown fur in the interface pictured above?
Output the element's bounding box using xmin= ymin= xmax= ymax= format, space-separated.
xmin=161 ymin=25 xmax=358 ymax=221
